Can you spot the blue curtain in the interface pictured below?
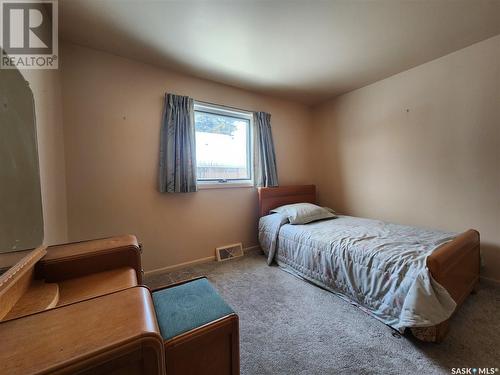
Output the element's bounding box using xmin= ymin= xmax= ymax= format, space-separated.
xmin=254 ymin=112 xmax=278 ymax=187
xmin=158 ymin=94 xmax=197 ymax=193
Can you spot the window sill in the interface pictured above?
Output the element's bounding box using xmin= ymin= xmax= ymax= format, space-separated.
xmin=197 ymin=182 xmax=255 ymax=190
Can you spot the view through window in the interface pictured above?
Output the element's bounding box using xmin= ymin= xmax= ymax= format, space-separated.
xmin=194 ymin=103 xmax=252 ymax=184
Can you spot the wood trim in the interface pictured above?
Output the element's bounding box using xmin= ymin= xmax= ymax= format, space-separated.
xmin=403 ymin=230 xmax=480 ymax=342
xmin=144 ymin=256 xmax=216 ymax=277
xmin=418 ymin=228 xmax=480 ymax=341
xmin=4 ymin=280 xmax=59 ymax=321
xmin=257 ymin=185 xmax=316 ymax=217
xmin=38 ymin=235 xmax=142 ymax=284
xmin=427 ymin=229 xmax=480 ymax=306
xmin=56 ymin=267 xmax=137 ymax=307
xmin=43 ymin=235 xmax=139 ymax=250
xmin=0 ymin=247 xmax=47 ymax=320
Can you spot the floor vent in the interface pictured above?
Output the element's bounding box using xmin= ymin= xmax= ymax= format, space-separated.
xmin=216 ymin=243 xmax=244 ymax=262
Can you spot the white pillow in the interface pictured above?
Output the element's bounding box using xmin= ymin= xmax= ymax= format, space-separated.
xmin=271 ymin=203 xmax=336 ymax=224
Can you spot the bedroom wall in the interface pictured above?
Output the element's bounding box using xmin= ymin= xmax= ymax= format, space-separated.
xmin=21 ymin=69 xmax=68 ymax=247
xmin=312 ymin=35 xmax=500 ymax=282
xmin=60 ymin=42 xmax=314 ymax=272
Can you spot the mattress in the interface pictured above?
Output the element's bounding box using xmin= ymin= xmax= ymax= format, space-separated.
xmin=258 ymin=214 xmax=458 ymax=331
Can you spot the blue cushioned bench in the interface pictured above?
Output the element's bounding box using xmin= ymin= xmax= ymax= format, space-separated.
xmin=152 ymin=277 xmax=234 ymax=340
xmin=151 ymin=277 xmax=239 ymax=375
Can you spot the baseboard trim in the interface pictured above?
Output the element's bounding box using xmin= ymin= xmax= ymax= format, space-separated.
xmin=144 ymin=245 xmax=261 ymax=277
xmin=144 ymin=255 xmax=215 ymax=277
xmin=243 ymin=245 xmax=261 ymax=254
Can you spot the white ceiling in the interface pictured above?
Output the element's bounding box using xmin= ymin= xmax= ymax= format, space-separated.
xmin=59 ymin=0 xmax=500 ymax=104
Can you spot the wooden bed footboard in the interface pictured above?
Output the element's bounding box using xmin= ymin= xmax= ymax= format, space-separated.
xmin=411 ymin=229 xmax=480 ymax=342
xmin=427 ymin=229 xmax=480 ymax=305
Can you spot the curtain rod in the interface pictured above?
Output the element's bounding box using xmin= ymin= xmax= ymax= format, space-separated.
xmin=195 ymin=99 xmax=255 ymax=114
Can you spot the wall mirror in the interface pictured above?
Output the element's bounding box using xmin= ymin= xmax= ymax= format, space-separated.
xmin=0 ymin=66 xmax=44 ymax=254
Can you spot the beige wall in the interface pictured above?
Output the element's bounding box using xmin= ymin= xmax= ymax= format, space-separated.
xmin=60 ymin=43 xmax=314 ymax=272
xmin=312 ymin=35 xmax=500 ymax=282
xmin=21 ymin=69 xmax=68 ymax=246
xmin=58 ymin=36 xmax=500 ymax=281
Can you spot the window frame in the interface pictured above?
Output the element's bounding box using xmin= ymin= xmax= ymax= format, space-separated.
xmin=193 ymin=101 xmax=254 ymax=189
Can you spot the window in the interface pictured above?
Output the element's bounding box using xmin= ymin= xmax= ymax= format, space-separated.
xmin=194 ymin=102 xmax=253 ymax=187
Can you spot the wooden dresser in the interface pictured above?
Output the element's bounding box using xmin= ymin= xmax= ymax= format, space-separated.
xmin=0 ymin=237 xmax=240 ymax=374
xmin=1 ymin=286 xmax=165 ymax=374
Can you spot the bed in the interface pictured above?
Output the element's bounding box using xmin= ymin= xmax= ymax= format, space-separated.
xmin=257 ymin=185 xmax=480 ymax=342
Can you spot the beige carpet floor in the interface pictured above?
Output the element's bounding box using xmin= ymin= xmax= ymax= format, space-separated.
xmin=145 ymin=250 xmax=500 ymax=375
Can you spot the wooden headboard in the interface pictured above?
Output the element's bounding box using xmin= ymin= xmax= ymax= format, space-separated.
xmin=257 ymin=185 xmax=316 ymax=217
